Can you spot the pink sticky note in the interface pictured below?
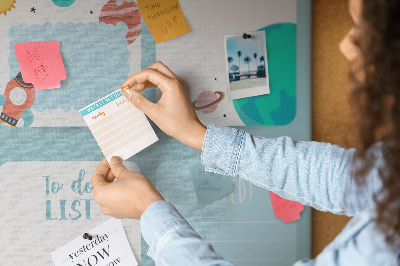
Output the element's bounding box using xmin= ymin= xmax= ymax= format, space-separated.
xmin=14 ymin=41 xmax=67 ymax=90
xmin=269 ymin=191 xmax=304 ymax=223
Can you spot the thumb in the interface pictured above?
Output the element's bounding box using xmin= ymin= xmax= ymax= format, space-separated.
xmin=122 ymin=89 xmax=154 ymax=115
xmin=109 ymin=156 xmax=129 ymax=178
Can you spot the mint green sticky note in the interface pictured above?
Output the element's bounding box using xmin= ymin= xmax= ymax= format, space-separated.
xmin=189 ymin=162 xmax=233 ymax=207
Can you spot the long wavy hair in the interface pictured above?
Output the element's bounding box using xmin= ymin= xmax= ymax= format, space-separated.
xmin=350 ymin=0 xmax=400 ymax=252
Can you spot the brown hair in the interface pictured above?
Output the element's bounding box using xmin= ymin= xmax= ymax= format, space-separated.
xmin=350 ymin=0 xmax=400 ymax=252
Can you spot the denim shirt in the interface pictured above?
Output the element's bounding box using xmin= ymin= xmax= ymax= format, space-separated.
xmin=140 ymin=124 xmax=399 ymax=265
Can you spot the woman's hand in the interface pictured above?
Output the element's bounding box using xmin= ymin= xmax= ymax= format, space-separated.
xmin=120 ymin=61 xmax=206 ymax=152
xmin=91 ymin=157 xmax=164 ymax=220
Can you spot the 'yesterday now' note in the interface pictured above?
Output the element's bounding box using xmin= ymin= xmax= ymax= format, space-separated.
xmin=51 ymin=218 xmax=138 ymax=266
xmin=14 ymin=41 xmax=67 ymax=90
xmin=137 ymin=0 xmax=191 ymax=44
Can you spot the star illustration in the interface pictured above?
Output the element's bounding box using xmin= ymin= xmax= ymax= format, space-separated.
xmin=31 ymin=7 xmax=36 ymax=13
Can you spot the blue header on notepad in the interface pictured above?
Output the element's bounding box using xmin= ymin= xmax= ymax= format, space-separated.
xmin=80 ymin=91 xmax=123 ymax=117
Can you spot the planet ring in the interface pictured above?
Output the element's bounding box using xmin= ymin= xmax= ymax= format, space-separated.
xmin=193 ymin=91 xmax=225 ymax=111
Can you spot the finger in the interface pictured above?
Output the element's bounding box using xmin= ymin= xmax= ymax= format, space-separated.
xmin=122 ymin=89 xmax=158 ymax=117
xmin=100 ymin=206 xmax=112 ymax=216
xmin=92 ymin=159 xmax=110 ymax=188
xmin=147 ymin=61 xmax=178 ymax=79
xmin=135 ymin=81 xmax=156 ymax=92
xmin=105 ymin=169 xmax=116 ymax=183
xmin=120 ymin=69 xmax=174 ymax=94
xmin=109 ymin=156 xmax=130 ymax=179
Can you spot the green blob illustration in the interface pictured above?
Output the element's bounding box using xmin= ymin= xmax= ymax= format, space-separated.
xmin=233 ymin=23 xmax=297 ymax=125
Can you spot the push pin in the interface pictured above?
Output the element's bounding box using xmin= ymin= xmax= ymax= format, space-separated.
xmin=120 ymin=85 xmax=130 ymax=93
xmin=242 ymin=33 xmax=252 ymax=39
xmin=83 ymin=233 xmax=94 ymax=241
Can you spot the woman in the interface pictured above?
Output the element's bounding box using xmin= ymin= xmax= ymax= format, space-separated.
xmin=91 ymin=0 xmax=400 ymax=264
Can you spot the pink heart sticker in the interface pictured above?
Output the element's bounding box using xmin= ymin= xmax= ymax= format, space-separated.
xmin=269 ymin=191 xmax=304 ymax=223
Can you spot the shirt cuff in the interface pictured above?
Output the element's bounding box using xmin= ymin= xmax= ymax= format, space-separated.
xmin=201 ymin=124 xmax=245 ymax=176
xmin=140 ymin=200 xmax=192 ymax=260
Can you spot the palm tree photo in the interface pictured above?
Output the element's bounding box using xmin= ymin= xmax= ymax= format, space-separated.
xmin=253 ymin=53 xmax=258 ymax=74
xmin=244 ymin=56 xmax=251 ymax=77
xmin=227 ymin=56 xmax=234 ymax=73
xmin=260 ymin=55 xmax=266 ymax=72
xmin=237 ymin=51 xmax=242 ymax=77
xmin=226 ymin=32 xmax=269 ymax=92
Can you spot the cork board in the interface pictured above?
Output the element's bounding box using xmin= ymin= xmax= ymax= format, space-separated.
xmin=312 ymin=0 xmax=353 ymax=258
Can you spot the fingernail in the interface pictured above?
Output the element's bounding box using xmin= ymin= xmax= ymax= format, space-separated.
xmin=110 ymin=156 xmax=122 ymax=165
xmin=123 ymin=89 xmax=133 ymax=100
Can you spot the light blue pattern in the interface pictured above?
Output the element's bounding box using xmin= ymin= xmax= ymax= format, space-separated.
xmin=139 ymin=124 xmax=399 ymax=266
xmin=9 ymin=22 xmax=130 ymax=112
xmin=21 ymin=109 xmax=34 ymax=127
xmin=0 ymin=95 xmax=6 ymax=106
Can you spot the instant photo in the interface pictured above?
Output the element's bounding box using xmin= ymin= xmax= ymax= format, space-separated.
xmin=224 ymin=31 xmax=270 ymax=100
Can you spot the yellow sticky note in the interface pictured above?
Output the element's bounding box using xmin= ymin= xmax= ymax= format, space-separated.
xmin=137 ymin=0 xmax=191 ymax=44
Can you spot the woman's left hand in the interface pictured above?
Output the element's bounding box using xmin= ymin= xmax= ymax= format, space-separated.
xmin=91 ymin=157 xmax=164 ymax=219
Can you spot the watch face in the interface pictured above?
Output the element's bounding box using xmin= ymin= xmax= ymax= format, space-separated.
xmin=9 ymin=87 xmax=27 ymax=106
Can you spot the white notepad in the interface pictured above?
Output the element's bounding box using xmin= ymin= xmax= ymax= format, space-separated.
xmin=80 ymin=90 xmax=158 ymax=161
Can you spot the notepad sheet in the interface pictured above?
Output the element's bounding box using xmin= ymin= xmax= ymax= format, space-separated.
xmin=80 ymin=90 xmax=158 ymax=161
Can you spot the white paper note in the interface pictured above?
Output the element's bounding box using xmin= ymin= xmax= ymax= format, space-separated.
xmin=51 ymin=218 xmax=138 ymax=266
xmin=80 ymin=90 xmax=158 ymax=162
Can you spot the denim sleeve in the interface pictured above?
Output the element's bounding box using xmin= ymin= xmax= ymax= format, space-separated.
xmin=140 ymin=200 xmax=234 ymax=266
xmin=293 ymin=210 xmax=399 ymax=266
xmin=201 ymin=124 xmax=382 ymax=216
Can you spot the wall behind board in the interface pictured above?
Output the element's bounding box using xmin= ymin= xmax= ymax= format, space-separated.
xmin=312 ymin=0 xmax=353 ymax=258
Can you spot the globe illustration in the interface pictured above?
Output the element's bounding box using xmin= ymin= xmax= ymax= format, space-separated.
xmin=51 ymin=0 xmax=75 ymax=7
xmin=232 ymin=23 xmax=297 ymax=126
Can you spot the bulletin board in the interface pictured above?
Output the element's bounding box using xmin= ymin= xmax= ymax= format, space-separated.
xmin=0 ymin=0 xmax=312 ymax=265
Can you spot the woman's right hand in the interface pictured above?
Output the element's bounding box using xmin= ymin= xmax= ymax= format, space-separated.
xmin=120 ymin=61 xmax=207 ymax=152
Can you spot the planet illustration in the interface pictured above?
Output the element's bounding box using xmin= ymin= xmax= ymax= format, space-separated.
xmin=99 ymin=0 xmax=141 ymax=45
xmin=193 ymin=91 xmax=225 ymax=113
xmin=51 ymin=0 xmax=75 ymax=7
xmin=0 ymin=0 xmax=16 ymax=16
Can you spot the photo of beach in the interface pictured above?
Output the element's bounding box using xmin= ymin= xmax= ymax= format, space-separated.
xmin=225 ymin=31 xmax=270 ymax=100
